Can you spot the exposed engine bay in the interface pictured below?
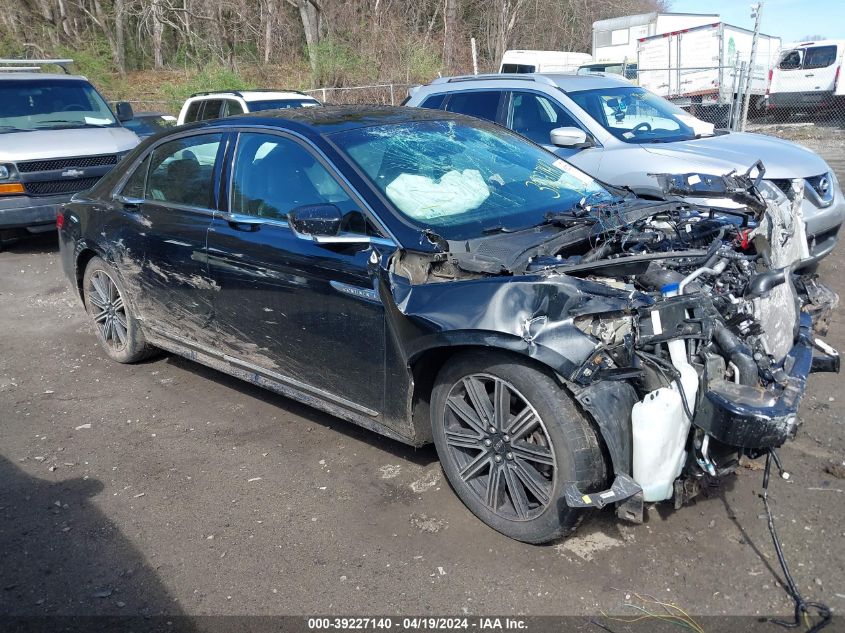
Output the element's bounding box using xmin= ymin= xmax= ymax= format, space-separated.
xmin=390 ymin=165 xmax=840 ymax=519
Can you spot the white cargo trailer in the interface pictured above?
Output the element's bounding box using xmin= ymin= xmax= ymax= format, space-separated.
xmin=637 ymin=22 xmax=781 ymax=118
xmin=592 ymin=12 xmax=718 ymax=64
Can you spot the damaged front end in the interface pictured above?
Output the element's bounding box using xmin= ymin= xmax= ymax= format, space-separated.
xmin=390 ymin=165 xmax=839 ymax=522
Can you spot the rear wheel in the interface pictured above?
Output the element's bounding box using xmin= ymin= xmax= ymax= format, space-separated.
xmin=82 ymin=256 xmax=151 ymax=363
xmin=431 ymin=351 xmax=606 ymax=543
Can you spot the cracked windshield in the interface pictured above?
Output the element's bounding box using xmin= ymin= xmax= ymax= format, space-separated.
xmin=333 ymin=119 xmax=614 ymax=240
xmin=0 ymin=78 xmax=117 ymax=132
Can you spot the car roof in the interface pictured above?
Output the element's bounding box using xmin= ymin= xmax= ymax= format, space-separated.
xmin=187 ymin=89 xmax=316 ymax=102
xmin=424 ymin=72 xmax=633 ymax=93
xmin=0 ymin=72 xmax=88 ymax=82
xmin=202 ymin=104 xmax=468 ymax=135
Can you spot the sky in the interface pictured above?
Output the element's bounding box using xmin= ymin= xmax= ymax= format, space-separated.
xmin=669 ymin=0 xmax=844 ymax=44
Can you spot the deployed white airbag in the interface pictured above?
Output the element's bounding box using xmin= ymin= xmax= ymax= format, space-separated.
xmin=385 ymin=169 xmax=490 ymax=219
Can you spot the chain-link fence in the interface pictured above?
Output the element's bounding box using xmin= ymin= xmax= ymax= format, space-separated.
xmin=303 ymin=83 xmax=412 ymax=105
xmin=622 ymin=51 xmax=845 ymax=150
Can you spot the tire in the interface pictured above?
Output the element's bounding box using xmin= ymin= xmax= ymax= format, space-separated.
xmin=82 ymin=256 xmax=151 ymax=363
xmin=431 ymin=350 xmax=606 ymax=544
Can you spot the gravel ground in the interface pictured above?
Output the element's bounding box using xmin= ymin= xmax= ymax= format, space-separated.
xmin=1 ymin=170 xmax=844 ymax=624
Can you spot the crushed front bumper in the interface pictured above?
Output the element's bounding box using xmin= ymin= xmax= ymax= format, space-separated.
xmin=693 ymin=313 xmax=839 ymax=449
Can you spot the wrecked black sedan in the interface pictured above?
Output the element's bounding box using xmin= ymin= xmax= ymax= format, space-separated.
xmin=58 ymin=106 xmax=839 ymax=543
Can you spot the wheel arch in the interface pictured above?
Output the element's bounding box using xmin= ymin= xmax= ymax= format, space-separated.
xmin=407 ymin=338 xmax=626 ymax=480
xmin=73 ymin=242 xmax=109 ymax=301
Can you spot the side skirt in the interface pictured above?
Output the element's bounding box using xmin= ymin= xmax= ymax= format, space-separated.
xmin=144 ymin=327 xmax=422 ymax=447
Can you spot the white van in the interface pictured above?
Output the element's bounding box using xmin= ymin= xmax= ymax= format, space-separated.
xmin=499 ymin=50 xmax=591 ymax=74
xmin=767 ymin=40 xmax=845 ymax=111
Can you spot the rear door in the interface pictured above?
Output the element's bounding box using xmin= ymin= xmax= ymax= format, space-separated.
xmin=112 ymin=132 xmax=227 ymax=343
xmin=443 ymin=90 xmax=507 ymax=124
xmin=205 ymin=130 xmax=390 ymax=414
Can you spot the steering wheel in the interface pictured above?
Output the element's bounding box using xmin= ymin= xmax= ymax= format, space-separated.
xmin=631 ymin=122 xmax=652 ymax=135
xmin=60 ymin=104 xmax=86 ymax=112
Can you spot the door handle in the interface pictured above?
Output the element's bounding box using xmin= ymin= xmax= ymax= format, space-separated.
xmin=222 ymin=212 xmax=263 ymax=232
xmin=114 ymin=194 xmax=143 ymax=211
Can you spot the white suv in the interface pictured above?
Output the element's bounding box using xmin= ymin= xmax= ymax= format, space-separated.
xmin=177 ymin=89 xmax=320 ymax=125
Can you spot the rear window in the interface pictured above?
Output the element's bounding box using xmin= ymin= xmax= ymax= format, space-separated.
xmin=804 ymin=45 xmax=838 ymax=69
xmin=445 ymin=91 xmax=502 ymax=123
xmin=501 ymin=63 xmax=535 ymax=73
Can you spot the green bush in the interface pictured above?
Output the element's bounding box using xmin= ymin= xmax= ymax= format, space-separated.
xmin=159 ymin=65 xmax=250 ymax=110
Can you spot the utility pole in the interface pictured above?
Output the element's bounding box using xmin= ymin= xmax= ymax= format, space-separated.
xmin=740 ymin=2 xmax=763 ymax=131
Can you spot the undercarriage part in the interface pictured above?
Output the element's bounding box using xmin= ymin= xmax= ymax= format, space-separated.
xmin=563 ymin=473 xmax=642 ymax=512
xmin=760 ymin=451 xmax=831 ymax=632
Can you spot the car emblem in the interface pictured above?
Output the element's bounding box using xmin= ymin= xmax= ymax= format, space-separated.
xmin=62 ymin=168 xmax=85 ymax=178
xmin=818 ymin=176 xmax=830 ymax=196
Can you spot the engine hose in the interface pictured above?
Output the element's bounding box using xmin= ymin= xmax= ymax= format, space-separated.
xmin=581 ymin=240 xmax=618 ymax=263
xmin=713 ymin=327 xmax=758 ymax=385
xmin=761 ymin=452 xmax=831 ymax=632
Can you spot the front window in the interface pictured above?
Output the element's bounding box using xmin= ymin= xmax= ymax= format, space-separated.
xmin=331 ymin=119 xmax=614 ymax=241
xmin=247 ymin=99 xmax=321 ymax=112
xmin=0 ymin=79 xmax=117 ymax=133
xmin=567 ymin=86 xmax=695 ymax=144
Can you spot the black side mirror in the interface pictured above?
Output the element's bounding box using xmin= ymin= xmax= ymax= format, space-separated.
xmin=116 ymin=101 xmax=134 ymax=122
xmin=289 ymin=204 xmax=343 ymax=237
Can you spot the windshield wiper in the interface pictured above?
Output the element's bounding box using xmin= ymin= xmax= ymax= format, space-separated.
xmin=0 ymin=125 xmax=34 ymax=133
xmin=34 ymin=120 xmax=110 ymax=129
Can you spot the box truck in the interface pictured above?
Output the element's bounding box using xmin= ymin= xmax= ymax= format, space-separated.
xmin=636 ymin=22 xmax=780 ymax=119
xmin=592 ymin=12 xmax=718 ymax=64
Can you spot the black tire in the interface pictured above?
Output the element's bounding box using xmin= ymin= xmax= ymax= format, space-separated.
xmin=82 ymin=256 xmax=151 ymax=363
xmin=431 ymin=350 xmax=606 ymax=544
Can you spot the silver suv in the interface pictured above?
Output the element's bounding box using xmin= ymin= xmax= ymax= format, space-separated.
xmin=406 ymin=73 xmax=844 ymax=262
xmin=0 ymin=60 xmax=139 ymax=244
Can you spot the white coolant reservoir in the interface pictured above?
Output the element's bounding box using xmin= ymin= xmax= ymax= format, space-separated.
xmin=632 ymin=283 xmax=700 ymax=502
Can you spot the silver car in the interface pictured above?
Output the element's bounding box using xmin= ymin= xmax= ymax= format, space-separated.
xmin=405 ymin=73 xmax=844 ymax=262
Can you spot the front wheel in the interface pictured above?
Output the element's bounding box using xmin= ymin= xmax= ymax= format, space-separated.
xmin=83 ymin=256 xmax=152 ymax=363
xmin=430 ymin=351 xmax=607 ymax=543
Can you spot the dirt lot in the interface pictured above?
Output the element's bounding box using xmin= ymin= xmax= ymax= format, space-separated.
xmin=1 ymin=186 xmax=844 ymax=624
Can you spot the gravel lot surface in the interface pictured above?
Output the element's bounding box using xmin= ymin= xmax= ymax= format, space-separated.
xmin=1 ymin=163 xmax=844 ymax=623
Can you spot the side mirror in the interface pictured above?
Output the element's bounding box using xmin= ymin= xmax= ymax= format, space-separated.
xmin=550 ymin=126 xmax=589 ymax=148
xmin=115 ymin=101 xmax=134 ymax=122
xmin=289 ymin=203 xmax=343 ymax=238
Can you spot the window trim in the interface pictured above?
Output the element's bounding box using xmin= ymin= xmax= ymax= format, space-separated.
xmin=222 ymin=127 xmax=397 ymax=244
xmin=111 ymin=129 xmax=228 ymax=215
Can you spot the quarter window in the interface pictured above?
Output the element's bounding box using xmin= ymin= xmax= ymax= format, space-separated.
xmin=445 ymin=91 xmax=502 ymax=123
xmin=231 ymin=132 xmax=378 ymax=235
xmin=145 ymin=134 xmax=223 ymax=208
xmin=121 ymin=155 xmax=151 ymax=199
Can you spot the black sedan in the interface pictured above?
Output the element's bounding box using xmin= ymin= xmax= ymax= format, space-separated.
xmin=58 ymin=106 xmax=837 ymax=543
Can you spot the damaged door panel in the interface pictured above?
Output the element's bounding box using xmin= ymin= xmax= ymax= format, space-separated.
xmin=58 ymin=107 xmax=839 ymax=544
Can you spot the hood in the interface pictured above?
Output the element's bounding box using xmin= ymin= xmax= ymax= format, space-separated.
xmin=0 ymin=127 xmax=140 ymax=162
xmin=641 ymin=132 xmax=830 ymax=180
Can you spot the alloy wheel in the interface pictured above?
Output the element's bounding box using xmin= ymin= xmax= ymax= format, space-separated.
xmin=442 ymin=373 xmax=556 ymax=521
xmin=87 ymin=269 xmax=128 ymax=351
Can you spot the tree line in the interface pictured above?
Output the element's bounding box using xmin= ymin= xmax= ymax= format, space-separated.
xmin=3 ymin=0 xmax=666 ymax=86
